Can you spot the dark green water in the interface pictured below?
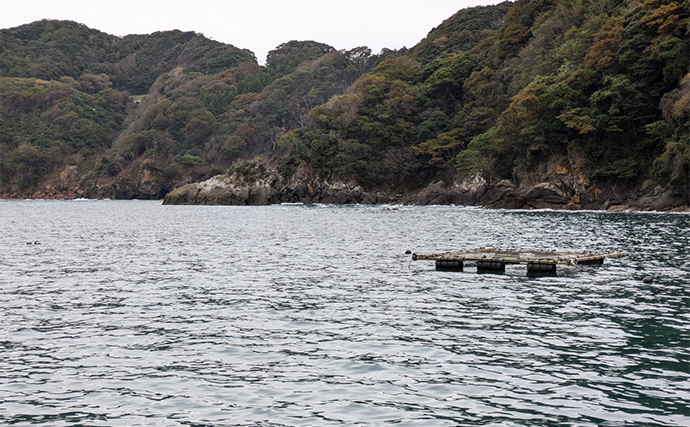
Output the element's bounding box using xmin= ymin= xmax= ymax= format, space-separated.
xmin=1 ymin=201 xmax=688 ymax=426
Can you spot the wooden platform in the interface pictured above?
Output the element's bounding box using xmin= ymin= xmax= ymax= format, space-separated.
xmin=412 ymin=248 xmax=626 ymax=272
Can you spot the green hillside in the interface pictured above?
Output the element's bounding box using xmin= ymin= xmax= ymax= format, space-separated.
xmin=1 ymin=0 xmax=688 ymax=208
xmin=280 ymin=0 xmax=689 ymax=197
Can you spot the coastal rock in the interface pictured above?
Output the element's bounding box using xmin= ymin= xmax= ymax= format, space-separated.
xmin=522 ymin=182 xmax=571 ymax=209
xmin=409 ymin=175 xmax=489 ymax=206
xmin=484 ymin=180 xmax=523 ymax=209
xmin=453 ymin=174 xmax=488 ymax=205
xmin=160 ymin=162 xmax=690 ymax=212
xmin=629 ymin=186 xmax=683 ymax=211
xmin=59 ymin=166 xmax=79 ymax=186
xmin=415 ymin=182 xmax=451 ymax=205
xmin=163 ymin=174 xmax=279 ymax=205
xmin=314 ymin=181 xmax=365 ymax=204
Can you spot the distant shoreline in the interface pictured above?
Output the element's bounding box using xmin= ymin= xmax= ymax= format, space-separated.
xmin=3 ymin=195 xmax=689 ymax=214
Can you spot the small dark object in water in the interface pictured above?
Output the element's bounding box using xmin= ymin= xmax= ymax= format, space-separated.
xmin=436 ymin=260 xmax=463 ymax=271
xmin=642 ymin=276 xmax=653 ymax=284
xmin=527 ymin=263 xmax=557 ymax=273
xmin=477 ymin=260 xmax=506 ymax=272
xmin=405 ymin=250 xmax=412 ymax=255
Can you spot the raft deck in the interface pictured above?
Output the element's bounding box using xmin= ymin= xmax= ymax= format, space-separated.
xmin=412 ymin=248 xmax=626 ymax=273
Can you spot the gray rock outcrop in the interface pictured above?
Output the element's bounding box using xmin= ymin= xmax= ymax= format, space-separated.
xmin=162 ymin=162 xmax=689 ymax=212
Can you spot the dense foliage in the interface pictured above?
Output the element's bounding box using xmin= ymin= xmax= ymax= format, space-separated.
xmin=1 ymin=0 xmax=688 ymax=201
xmin=0 ymin=20 xmax=254 ymax=92
xmin=281 ymin=0 xmax=689 ymax=194
xmin=411 ymin=1 xmax=513 ymax=63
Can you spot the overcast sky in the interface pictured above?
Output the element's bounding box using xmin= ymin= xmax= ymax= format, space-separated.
xmin=1 ymin=0 xmax=505 ymax=64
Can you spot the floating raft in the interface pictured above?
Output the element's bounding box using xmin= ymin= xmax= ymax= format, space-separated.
xmin=412 ymin=248 xmax=626 ymax=273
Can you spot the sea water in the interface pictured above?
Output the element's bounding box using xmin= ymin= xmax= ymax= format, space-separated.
xmin=0 ymin=200 xmax=688 ymax=426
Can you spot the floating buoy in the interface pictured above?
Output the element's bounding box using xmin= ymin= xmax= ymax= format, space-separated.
xmin=477 ymin=260 xmax=506 ymax=272
xmin=527 ymin=263 xmax=557 ymax=273
xmin=436 ymin=260 xmax=463 ymax=271
xmin=405 ymin=250 xmax=412 ymax=255
xmin=642 ymin=276 xmax=653 ymax=284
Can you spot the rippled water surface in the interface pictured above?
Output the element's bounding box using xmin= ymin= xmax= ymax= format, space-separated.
xmin=1 ymin=200 xmax=688 ymax=426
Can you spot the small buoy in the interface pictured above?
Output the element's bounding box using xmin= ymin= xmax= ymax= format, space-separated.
xmin=642 ymin=276 xmax=653 ymax=284
xmin=405 ymin=250 xmax=412 ymax=255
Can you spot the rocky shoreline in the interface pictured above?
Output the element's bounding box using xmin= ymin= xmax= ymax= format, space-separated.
xmin=161 ymin=166 xmax=690 ymax=213
xmin=3 ymin=162 xmax=687 ymax=212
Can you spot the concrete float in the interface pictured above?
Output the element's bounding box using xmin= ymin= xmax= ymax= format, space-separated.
xmin=411 ymin=248 xmax=626 ymax=273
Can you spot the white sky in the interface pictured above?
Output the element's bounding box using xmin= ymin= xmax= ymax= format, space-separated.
xmin=0 ymin=0 xmax=505 ymax=64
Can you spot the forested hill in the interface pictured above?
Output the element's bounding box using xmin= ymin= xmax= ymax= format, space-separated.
xmin=1 ymin=1 xmax=688 ymax=211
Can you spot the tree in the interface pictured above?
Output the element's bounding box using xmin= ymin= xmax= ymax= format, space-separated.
xmin=414 ymin=129 xmax=465 ymax=174
xmin=584 ymin=17 xmax=623 ymax=71
xmin=7 ymin=144 xmax=45 ymax=189
xmin=455 ymin=127 xmax=500 ymax=179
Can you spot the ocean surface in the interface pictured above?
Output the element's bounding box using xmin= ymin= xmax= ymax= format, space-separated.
xmin=0 ymin=200 xmax=688 ymax=426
